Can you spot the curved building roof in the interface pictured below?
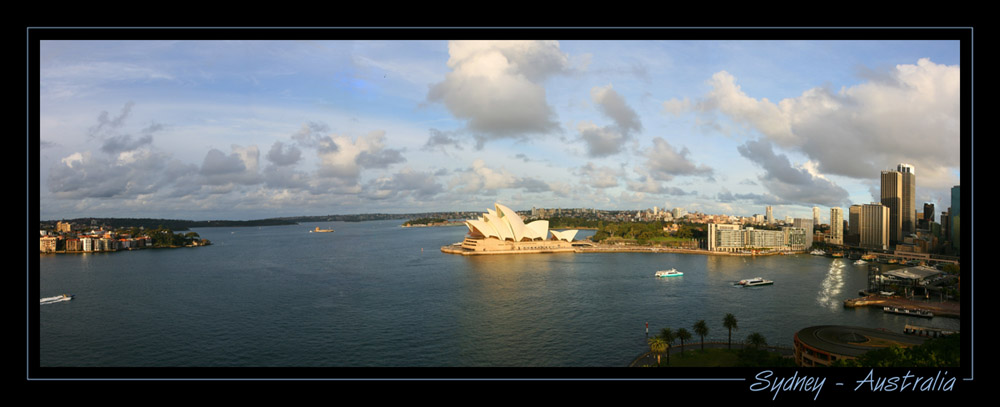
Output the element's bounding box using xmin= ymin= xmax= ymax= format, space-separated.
xmin=466 ymin=203 xmax=576 ymax=242
xmin=795 ymin=325 xmax=926 ymax=358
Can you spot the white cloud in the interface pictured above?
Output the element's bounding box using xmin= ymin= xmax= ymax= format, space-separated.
xmin=427 ymin=40 xmax=569 ymax=145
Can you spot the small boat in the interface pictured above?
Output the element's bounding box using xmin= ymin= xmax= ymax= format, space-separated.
xmin=40 ymin=294 xmax=73 ymax=304
xmin=883 ymin=306 xmax=934 ymax=318
xmin=311 ymin=226 xmax=334 ymax=233
xmin=853 ymin=259 xmax=868 ymax=265
xmin=810 ymin=249 xmax=826 ymax=256
xmin=655 ymin=269 xmax=683 ymax=278
xmin=737 ymin=277 xmax=773 ymax=287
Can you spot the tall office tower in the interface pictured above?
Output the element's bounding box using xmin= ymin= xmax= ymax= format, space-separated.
xmin=881 ymin=169 xmax=902 ymax=245
xmin=812 ymin=207 xmax=821 ymax=226
xmin=860 ymin=203 xmax=889 ymax=250
xmin=829 ymin=207 xmax=843 ymax=245
xmin=794 ymin=218 xmax=814 ymax=249
xmin=848 ymin=205 xmax=862 ymax=236
xmin=922 ymin=203 xmax=935 ymax=230
xmin=766 ymin=206 xmax=773 ymax=224
xmin=951 ymin=185 xmax=960 ymax=252
xmin=897 ymin=164 xmax=916 ymax=237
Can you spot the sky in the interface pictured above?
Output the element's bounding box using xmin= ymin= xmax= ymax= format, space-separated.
xmin=35 ymin=32 xmax=965 ymax=222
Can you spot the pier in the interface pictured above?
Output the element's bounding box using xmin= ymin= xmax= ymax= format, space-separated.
xmin=843 ymin=295 xmax=959 ymax=318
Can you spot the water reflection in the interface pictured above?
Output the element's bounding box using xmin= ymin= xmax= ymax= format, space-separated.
xmin=817 ymin=259 xmax=845 ymax=311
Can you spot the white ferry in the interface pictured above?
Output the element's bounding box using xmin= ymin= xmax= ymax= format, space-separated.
xmin=738 ymin=277 xmax=774 ymax=287
xmin=655 ymin=269 xmax=684 ymax=278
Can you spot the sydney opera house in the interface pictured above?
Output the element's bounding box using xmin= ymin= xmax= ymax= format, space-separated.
xmin=441 ymin=203 xmax=579 ymax=255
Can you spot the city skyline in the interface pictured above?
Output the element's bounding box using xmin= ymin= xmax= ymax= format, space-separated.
xmin=35 ymin=31 xmax=965 ymax=221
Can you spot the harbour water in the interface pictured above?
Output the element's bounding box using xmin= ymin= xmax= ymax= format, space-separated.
xmin=36 ymin=220 xmax=960 ymax=368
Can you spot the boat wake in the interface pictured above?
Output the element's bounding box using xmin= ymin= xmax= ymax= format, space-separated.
xmin=40 ymin=295 xmax=73 ymax=305
xmin=816 ymin=260 xmax=845 ymax=311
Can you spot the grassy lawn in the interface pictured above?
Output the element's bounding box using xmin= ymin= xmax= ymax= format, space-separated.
xmin=658 ymin=349 xmax=741 ymax=367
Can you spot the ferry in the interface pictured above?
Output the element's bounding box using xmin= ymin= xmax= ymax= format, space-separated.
xmin=655 ymin=269 xmax=683 ymax=278
xmin=737 ymin=277 xmax=774 ymax=287
xmin=810 ymin=249 xmax=826 ymax=256
xmin=883 ymin=306 xmax=934 ymax=318
xmin=853 ymin=259 xmax=868 ymax=265
xmin=311 ymin=226 xmax=334 ymax=233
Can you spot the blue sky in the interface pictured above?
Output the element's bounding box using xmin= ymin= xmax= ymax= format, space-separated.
xmin=36 ymin=34 xmax=964 ymax=222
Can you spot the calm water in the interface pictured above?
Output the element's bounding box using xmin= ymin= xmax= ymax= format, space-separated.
xmin=37 ymin=220 xmax=960 ymax=368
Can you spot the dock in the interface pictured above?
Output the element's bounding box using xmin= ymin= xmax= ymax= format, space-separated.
xmin=843 ymin=295 xmax=959 ymax=318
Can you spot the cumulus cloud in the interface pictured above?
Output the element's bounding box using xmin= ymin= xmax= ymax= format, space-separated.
xmin=422 ymin=128 xmax=464 ymax=153
xmin=737 ymin=138 xmax=850 ymax=207
xmin=426 ymin=40 xmax=569 ymax=145
xmin=575 ymin=162 xmax=622 ymax=189
xmin=314 ymin=130 xmax=406 ymax=187
xmin=641 ymin=137 xmax=713 ymax=181
xmin=362 ymin=168 xmax=444 ymax=201
xmin=266 ymin=141 xmax=302 ymax=166
xmin=669 ymin=58 xmax=960 ymax=189
xmin=578 ymin=85 xmax=642 ymax=157
xmin=199 ymin=145 xmax=262 ymax=186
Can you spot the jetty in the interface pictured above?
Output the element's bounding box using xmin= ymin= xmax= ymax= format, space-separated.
xmin=843 ymin=295 xmax=959 ymax=318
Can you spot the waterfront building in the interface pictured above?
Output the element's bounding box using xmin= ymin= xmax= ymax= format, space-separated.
xmin=793 ymin=218 xmax=814 ymax=249
xmin=793 ymin=325 xmax=927 ymax=367
xmin=707 ymin=223 xmax=804 ymax=252
xmin=40 ymin=236 xmax=58 ymax=253
xmin=783 ymin=227 xmax=808 ymax=251
xmin=860 ymin=203 xmax=890 ymax=250
xmin=881 ymin=169 xmax=903 ymax=245
xmin=898 ymin=163 xmax=916 ymax=237
xmin=443 ymin=203 xmax=578 ymax=255
xmin=56 ymin=221 xmax=72 ymax=233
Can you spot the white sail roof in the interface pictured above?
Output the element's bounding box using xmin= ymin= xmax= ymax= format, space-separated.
xmin=464 ymin=203 xmax=576 ymax=242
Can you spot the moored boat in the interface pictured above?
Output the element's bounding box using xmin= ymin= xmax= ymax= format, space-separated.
xmin=883 ymin=306 xmax=934 ymax=318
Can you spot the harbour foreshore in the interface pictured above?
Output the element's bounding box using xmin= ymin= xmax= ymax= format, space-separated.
xmin=442 ymin=242 xmax=802 ymax=257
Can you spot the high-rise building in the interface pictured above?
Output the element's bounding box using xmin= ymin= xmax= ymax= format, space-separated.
xmin=766 ymin=206 xmax=773 ymax=225
xmin=812 ymin=207 xmax=821 ymax=226
xmin=794 ymin=218 xmax=814 ymax=249
xmin=848 ymin=205 xmax=862 ymax=236
xmin=951 ymin=185 xmax=960 ymax=252
xmin=829 ymin=207 xmax=843 ymax=245
xmin=922 ymin=203 xmax=935 ymax=230
xmin=881 ymin=169 xmax=903 ymax=245
xmin=897 ymin=163 xmax=916 ymax=237
xmin=860 ymin=203 xmax=889 ymax=250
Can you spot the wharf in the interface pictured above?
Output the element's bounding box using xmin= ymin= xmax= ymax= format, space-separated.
xmin=843 ymin=295 xmax=960 ymax=318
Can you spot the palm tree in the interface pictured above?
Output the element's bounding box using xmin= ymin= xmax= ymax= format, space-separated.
xmin=693 ymin=320 xmax=709 ymax=351
xmin=647 ymin=336 xmax=667 ymax=366
xmin=723 ymin=313 xmax=739 ymax=349
xmin=746 ymin=332 xmax=767 ymax=350
xmin=676 ymin=328 xmax=692 ymax=356
xmin=659 ymin=328 xmax=676 ymax=365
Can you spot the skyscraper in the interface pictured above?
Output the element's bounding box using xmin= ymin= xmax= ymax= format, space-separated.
xmin=766 ymin=206 xmax=773 ymax=225
xmin=922 ymin=202 xmax=935 ymax=229
xmin=848 ymin=204 xmax=862 ymax=236
xmin=830 ymin=207 xmax=843 ymax=245
xmin=860 ymin=203 xmax=889 ymax=250
xmin=897 ymin=163 xmax=916 ymax=237
xmin=881 ymin=169 xmax=902 ymax=245
xmin=812 ymin=207 xmax=820 ymax=226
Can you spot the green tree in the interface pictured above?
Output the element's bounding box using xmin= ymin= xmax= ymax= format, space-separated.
xmin=659 ymin=328 xmax=676 ymax=365
xmin=676 ymin=328 xmax=692 ymax=355
xmin=746 ymin=332 xmax=767 ymax=350
xmin=647 ymin=336 xmax=668 ymax=366
xmin=723 ymin=313 xmax=739 ymax=350
xmin=693 ymin=320 xmax=709 ymax=351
